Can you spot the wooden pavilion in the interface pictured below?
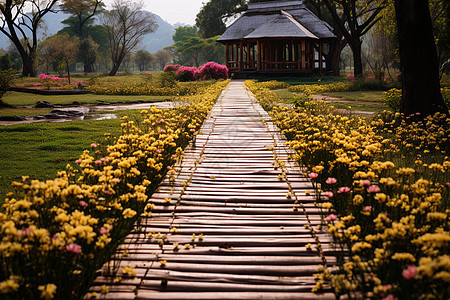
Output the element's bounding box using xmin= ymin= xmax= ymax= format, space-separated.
xmin=217 ymin=0 xmax=336 ymax=78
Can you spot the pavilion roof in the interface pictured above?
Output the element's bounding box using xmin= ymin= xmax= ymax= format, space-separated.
xmin=217 ymin=0 xmax=335 ymax=42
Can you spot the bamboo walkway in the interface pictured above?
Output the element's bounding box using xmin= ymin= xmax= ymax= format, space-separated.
xmin=87 ymin=81 xmax=336 ymax=299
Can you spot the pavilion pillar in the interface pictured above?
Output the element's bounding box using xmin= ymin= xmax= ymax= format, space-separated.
xmin=301 ymin=40 xmax=306 ymax=69
xmin=319 ymin=41 xmax=323 ymax=74
xmin=225 ymin=42 xmax=230 ymax=70
xmin=239 ymin=41 xmax=243 ymax=70
xmin=257 ymin=41 xmax=262 ymax=71
xmin=246 ymin=41 xmax=251 ymax=70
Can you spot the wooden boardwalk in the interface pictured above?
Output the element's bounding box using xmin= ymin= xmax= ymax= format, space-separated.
xmin=88 ymin=81 xmax=336 ymax=299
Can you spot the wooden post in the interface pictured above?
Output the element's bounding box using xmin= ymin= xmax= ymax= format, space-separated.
xmin=225 ymin=42 xmax=229 ymax=70
xmin=319 ymin=41 xmax=323 ymax=74
xmin=246 ymin=42 xmax=251 ymax=70
xmin=239 ymin=41 xmax=243 ymax=71
xmin=257 ymin=41 xmax=261 ymax=71
xmin=301 ymin=40 xmax=306 ymax=70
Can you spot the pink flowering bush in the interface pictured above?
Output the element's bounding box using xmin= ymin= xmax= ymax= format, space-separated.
xmin=199 ymin=62 xmax=228 ymax=80
xmin=175 ymin=66 xmax=199 ymax=82
xmin=163 ymin=64 xmax=180 ymax=73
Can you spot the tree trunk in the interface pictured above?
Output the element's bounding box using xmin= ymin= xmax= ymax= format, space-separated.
xmin=66 ymin=62 xmax=71 ymax=84
xmin=22 ymin=57 xmax=36 ymax=77
xmin=350 ymin=40 xmax=363 ymax=77
xmin=109 ymin=63 xmax=120 ymax=76
xmin=84 ymin=62 xmax=93 ymax=73
xmin=327 ymin=38 xmax=346 ymax=76
xmin=394 ymin=0 xmax=448 ymax=116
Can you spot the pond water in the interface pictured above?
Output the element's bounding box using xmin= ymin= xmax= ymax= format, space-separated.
xmin=0 ymin=102 xmax=174 ymax=126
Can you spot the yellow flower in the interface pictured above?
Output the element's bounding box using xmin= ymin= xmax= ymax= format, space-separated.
xmin=38 ymin=284 xmax=57 ymax=300
xmin=122 ymin=208 xmax=137 ymax=219
xmin=0 ymin=277 xmax=20 ymax=294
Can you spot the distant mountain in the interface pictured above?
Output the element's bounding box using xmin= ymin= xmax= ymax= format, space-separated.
xmin=0 ymin=10 xmax=177 ymax=54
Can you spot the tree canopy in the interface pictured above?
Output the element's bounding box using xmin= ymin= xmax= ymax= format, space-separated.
xmin=0 ymin=0 xmax=59 ymax=76
xmin=101 ymin=0 xmax=158 ymax=76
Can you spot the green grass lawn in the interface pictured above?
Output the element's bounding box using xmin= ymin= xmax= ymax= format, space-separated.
xmin=261 ymin=76 xmax=346 ymax=86
xmin=323 ymin=90 xmax=385 ymax=102
xmin=327 ymin=101 xmax=391 ymax=113
xmin=2 ymin=92 xmax=172 ymax=106
xmin=0 ymin=109 xmax=141 ymax=199
xmin=0 ymin=108 xmax=53 ymax=117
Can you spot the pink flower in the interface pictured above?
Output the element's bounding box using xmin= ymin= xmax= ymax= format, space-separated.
xmin=382 ymin=295 xmax=397 ymax=300
xmin=90 ymin=143 xmax=97 ymax=148
xmin=326 ymin=214 xmax=338 ymax=221
xmin=160 ymin=129 xmax=166 ymax=134
xmin=402 ymin=265 xmax=417 ymax=280
xmin=364 ymin=206 xmax=373 ymax=212
xmin=20 ymin=227 xmax=31 ymax=236
xmin=156 ymin=149 xmax=162 ymax=154
xmin=167 ymin=166 xmax=172 ymax=170
xmin=367 ymin=185 xmax=381 ymax=193
xmin=100 ymin=227 xmax=110 ymax=235
xmin=190 ymin=129 xmax=196 ymax=132
xmin=361 ymin=180 xmax=371 ymax=186
xmin=160 ymin=119 xmax=165 ymax=123
xmin=75 ymin=159 xmax=81 ymax=164
xmin=172 ymin=154 xmax=177 ymax=158
xmin=326 ymin=177 xmax=337 ymax=185
xmin=66 ymin=243 xmax=82 ymax=254
xmin=95 ymin=160 xmax=102 ymax=166
xmin=337 ymin=186 xmax=351 ymax=193
xmin=445 ymin=182 xmax=450 ymax=188
xmin=104 ymin=190 xmax=112 ymax=195
xmin=323 ymin=191 xmax=333 ymax=198
xmin=79 ymin=201 xmax=88 ymax=207
xmin=308 ymin=172 xmax=319 ymax=179
xmin=102 ymin=158 xmax=109 ymax=163
xmin=112 ymin=178 xmax=120 ymax=184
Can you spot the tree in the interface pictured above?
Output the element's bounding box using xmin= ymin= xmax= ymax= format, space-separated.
xmin=154 ymin=49 xmax=172 ymax=70
xmin=135 ymin=50 xmax=153 ymax=71
xmin=60 ymin=0 xmax=103 ymax=38
xmin=173 ymin=26 xmax=199 ymax=43
xmin=196 ymin=0 xmax=247 ymax=38
xmin=429 ymin=0 xmax=449 ymax=77
xmin=40 ymin=34 xmax=80 ymax=83
xmin=101 ymin=0 xmax=158 ymax=76
xmin=0 ymin=53 xmax=12 ymax=70
xmin=0 ymin=0 xmax=58 ymax=76
xmin=394 ymin=0 xmax=448 ymax=115
xmin=306 ymin=0 xmax=347 ymax=75
xmin=78 ymin=36 xmax=99 ymax=73
xmin=322 ymin=0 xmax=387 ymax=76
xmin=59 ymin=0 xmax=103 ymax=72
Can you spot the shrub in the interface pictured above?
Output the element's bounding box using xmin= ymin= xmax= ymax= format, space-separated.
xmin=383 ymin=87 xmax=449 ymax=113
xmin=163 ymin=65 xmax=180 ymax=73
xmin=175 ymin=66 xmax=199 ymax=82
xmin=384 ymin=88 xmax=402 ymax=112
xmin=255 ymin=80 xmax=289 ymax=90
xmin=157 ymin=72 xmax=177 ymax=88
xmin=199 ymin=62 xmax=228 ymax=80
xmin=0 ymin=69 xmax=16 ymax=99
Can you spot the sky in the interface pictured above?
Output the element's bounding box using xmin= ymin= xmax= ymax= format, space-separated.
xmin=103 ymin=0 xmax=206 ymax=26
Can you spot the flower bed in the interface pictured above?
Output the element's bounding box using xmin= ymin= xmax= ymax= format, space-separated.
xmin=84 ymin=80 xmax=213 ymax=96
xmin=0 ymin=80 xmax=229 ymax=299
xmin=14 ymin=74 xmax=85 ymax=91
xmin=247 ymin=80 xmax=450 ymax=300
